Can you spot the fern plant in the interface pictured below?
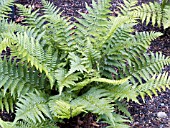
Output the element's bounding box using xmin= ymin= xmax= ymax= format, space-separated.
xmin=0 ymin=0 xmax=170 ymax=127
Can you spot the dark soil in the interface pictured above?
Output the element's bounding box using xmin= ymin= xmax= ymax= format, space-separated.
xmin=1 ymin=0 xmax=170 ymax=127
xmin=129 ymin=90 xmax=170 ymax=128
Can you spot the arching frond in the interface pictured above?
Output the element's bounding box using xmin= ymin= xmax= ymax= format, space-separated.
xmin=136 ymin=72 xmax=170 ymax=101
xmin=14 ymin=92 xmax=52 ymax=124
xmin=0 ymin=58 xmax=46 ymax=97
xmin=133 ymin=2 xmax=162 ymax=26
xmin=104 ymin=82 xmax=139 ymax=102
xmin=119 ymin=0 xmax=165 ymax=27
xmin=0 ymin=0 xmax=169 ymax=127
xmin=2 ymin=31 xmax=55 ymax=87
xmin=123 ymin=52 xmax=170 ymax=84
xmin=74 ymin=87 xmax=116 ymax=126
xmin=118 ymin=0 xmax=138 ymax=16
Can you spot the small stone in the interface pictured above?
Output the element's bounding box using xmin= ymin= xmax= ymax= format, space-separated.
xmin=157 ymin=112 xmax=167 ymax=118
xmin=160 ymin=103 xmax=165 ymax=106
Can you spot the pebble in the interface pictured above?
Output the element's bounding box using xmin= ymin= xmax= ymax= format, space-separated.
xmin=157 ymin=112 xmax=167 ymax=118
xmin=160 ymin=103 xmax=165 ymax=106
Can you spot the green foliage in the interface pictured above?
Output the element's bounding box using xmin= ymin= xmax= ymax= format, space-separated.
xmin=0 ymin=119 xmax=57 ymax=128
xmin=0 ymin=0 xmax=170 ymax=127
xmin=119 ymin=0 xmax=170 ymax=28
xmin=136 ymin=72 xmax=170 ymax=101
xmin=14 ymin=92 xmax=52 ymax=123
xmin=0 ymin=0 xmax=14 ymax=19
xmin=162 ymin=3 xmax=170 ymax=29
xmin=49 ymin=99 xmax=85 ymax=119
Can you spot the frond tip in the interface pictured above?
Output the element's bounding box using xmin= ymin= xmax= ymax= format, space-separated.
xmin=137 ymin=72 xmax=170 ymax=101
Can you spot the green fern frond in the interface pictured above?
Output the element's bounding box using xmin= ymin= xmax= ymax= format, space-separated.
xmin=103 ymin=23 xmax=135 ymax=55
xmin=75 ymin=87 xmax=113 ymax=115
xmin=68 ymin=52 xmax=87 ymax=75
xmin=0 ymin=119 xmax=57 ymax=128
xmin=71 ymin=79 xmax=92 ymax=91
xmin=0 ymin=0 xmax=14 ymax=19
xmin=44 ymin=46 xmax=58 ymax=71
xmin=14 ymin=120 xmax=57 ymax=128
xmin=103 ymin=16 xmax=134 ymax=43
xmin=0 ymin=19 xmax=22 ymax=34
xmin=128 ymin=31 xmax=162 ymax=51
xmin=91 ymin=77 xmax=130 ymax=85
xmin=73 ymin=87 xmax=116 ymax=126
xmin=20 ymin=27 xmax=46 ymax=43
xmin=0 ymin=58 xmax=46 ymax=97
xmin=0 ymin=38 xmax=11 ymax=52
xmin=118 ymin=0 xmax=138 ymax=16
xmin=136 ymin=72 xmax=170 ymax=101
xmin=49 ymin=91 xmax=84 ymax=119
xmin=104 ymin=82 xmax=139 ymax=102
xmin=125 ymin=52 xmax=170 ymax=84
xmin=41 ymin=0 xmax=61 ymax=16
xmin=119 ymin=0 xmax=164 ymax=27
xmin=49 ymin=99 xmax=85 ymax=119
xmin=79 ymin=38 xmax=101 ymax=70
xmin=42 ymin=0 xmax=75 ymax=50
xmin=3 ymin=31 xmax=55 ymax=87
xmin=104 ymin=31 xmax=161 ymax=59
xmin=162 ymin=4 xmax=170 ymax=29
xmin=133 ymin=2 xmax=162 ymax=26
xmin=115 ymin=101 xmax=132 ymax=120
xmin=75 ymin=0 xmax=111 ymax=45
xmin=55 ymin=68 xmax=80 ymax=94
xmin=16 ymin=4 xmax=45 ymax=29
xmin=102 ymin=113 xmax=130 ymax=128
xmin=0 ymin=93 xmax=15 ymax=113
xmin=14 ymin=92 xmax=52 ymax=124
xmin=71 ymin=76 xmax=130 ymax=92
